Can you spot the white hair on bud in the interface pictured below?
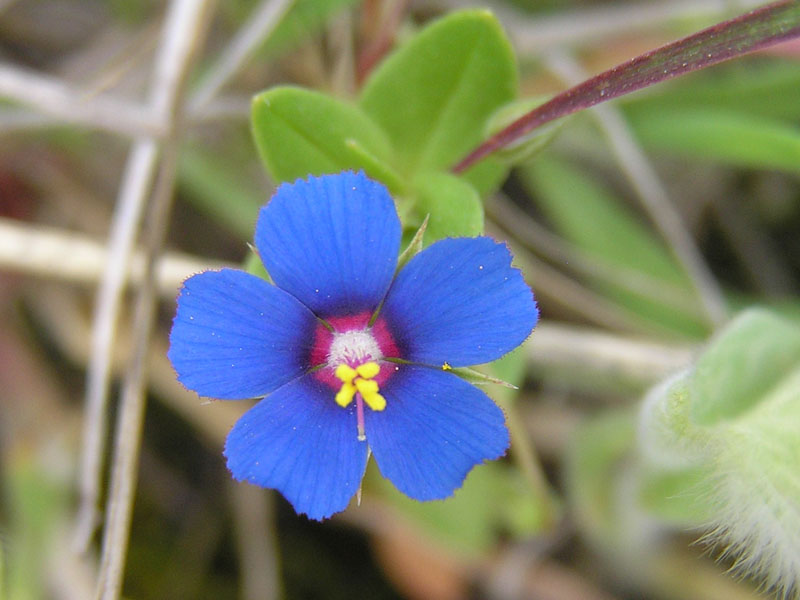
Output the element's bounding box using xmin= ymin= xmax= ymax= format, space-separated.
xmin=638 ymin=367 xmax=800 ymax=598
xmin=696 ymin=369 xmax=800 ymax=599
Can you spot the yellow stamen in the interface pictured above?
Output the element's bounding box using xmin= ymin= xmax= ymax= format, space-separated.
xmin=333 ymin=360 xmax=386 ymax=412
xmin=442 ymin=362 xmax=452 ymax=371
xmin=354 ymin=378 xmax=378 ymax=395
xmin=355 ymin=378 xmax=386 ymax=410
xmin=356 ymin=362 xmax=380 ymax=379
xmin=335 ymin=363 xmax=357 ymax=383
xmin=335 ymin=381 xmax=357 ymax=407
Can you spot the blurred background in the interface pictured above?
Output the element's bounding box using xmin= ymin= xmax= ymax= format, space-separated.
xmin=1 ymin=0 xmax=799 ymax=598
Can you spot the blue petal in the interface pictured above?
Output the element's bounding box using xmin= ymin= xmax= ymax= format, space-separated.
xmin=168 ymin=269 xmax=316 ymax=399
xmin=365 ymin=365 xmax=509 ymax=500
xmin=255 ymin=172 xmax=401 ymax=317
xmin=381 ymin=237 xmax=538 ymax=366
xmin=224 ymin=375 xmax=369 ymax=520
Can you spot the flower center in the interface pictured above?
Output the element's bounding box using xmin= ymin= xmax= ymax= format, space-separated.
xmin=334 ymin=361 xmax=385 ymax=441
xmin=327 ymin=329 xmax=382 ymax=367
xmin=308 ymin=312 xmax=400 ymax=441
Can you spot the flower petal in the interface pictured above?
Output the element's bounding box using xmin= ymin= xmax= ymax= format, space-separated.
xmin=255 ymin=171 xmax=401 ymax=317
xmin=381 ymin=237 xmax=538 ymax=366
xmin=365 ymin=365 xmax=509 ymax=500
xmin=224 ymin=375 xmax=369 ymax=520
xmin=168 ymin=269 xmax=316 ymax=399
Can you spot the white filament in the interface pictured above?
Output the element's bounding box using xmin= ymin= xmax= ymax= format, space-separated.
xmin=328 ymin=330 xmax=381 ymax=366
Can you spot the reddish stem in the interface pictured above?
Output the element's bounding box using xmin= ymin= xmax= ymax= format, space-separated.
xmin=452 ymin=0 xmax=800 ymax=173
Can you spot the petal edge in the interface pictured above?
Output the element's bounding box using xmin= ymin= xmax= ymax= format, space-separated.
xmin=168 ymin=269 xmax=316 ymax=399
xmin=382 ymin=237 xmax=538 ymax=367
xmin=365 ymin=365 xmax=509 ymax=501
xmin=224 ymin=375 xmax=369 ymax=520
xmin=255 ymin=171 xmax=402 ymax=317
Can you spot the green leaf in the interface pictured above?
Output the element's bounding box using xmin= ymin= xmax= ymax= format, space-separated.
xmin=411 ymin=171 xmax=483 ymax=243
xmin=690 ymin=307 xmax=800 ymax=425
xmin=521 ymin=155 xmax=708 ymax=337
xmin=627 ymin=107 xmax=800 ymax=173
xmin=251 ymin=86 xmax=400 ymax=187
xmin=359 ymin=9 xmax=517 ymax=194
xmin=371 ymin=462 xmax=546 ymax=556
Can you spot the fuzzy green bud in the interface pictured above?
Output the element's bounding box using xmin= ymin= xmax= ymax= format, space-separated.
xmin=637 ymin=308 xmax=800 ymax=596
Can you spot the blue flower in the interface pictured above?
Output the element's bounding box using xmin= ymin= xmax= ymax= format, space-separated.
xmin=168 ymin=171 xmax=538 ymax=520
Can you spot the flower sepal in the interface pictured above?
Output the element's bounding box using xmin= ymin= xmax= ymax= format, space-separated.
xmin=395 ymin=215 xmax=429 ymax=272
xmin=443 ymin=364 xmax=519 ymax=389
xmin=243 ymin=244 xmax=271 ymax=282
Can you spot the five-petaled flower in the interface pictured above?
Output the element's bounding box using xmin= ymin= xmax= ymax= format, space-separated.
xmin=168 ymin=171 xmax=538 ymax=520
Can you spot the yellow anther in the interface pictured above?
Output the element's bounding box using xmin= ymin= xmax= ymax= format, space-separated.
xmin=355 ymin=378 xmax=379 ymax=396
xmin=332 ymin=361 xmax=386 ymax=411
xmin=442 ymin=362 xmax=452 ymax=371
xmin=335 ymin=363 xmax=358 ymax=384
xmin=356 ymin=362 xmax=380 ymax=379
xmin=335 ymin=382 xmax=357 ymax=407
xmin=362 ymin=390 xmax=386 ymax=411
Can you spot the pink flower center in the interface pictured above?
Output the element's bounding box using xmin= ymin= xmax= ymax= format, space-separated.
xmin=310 ymin=311 xmax=400 ymax=389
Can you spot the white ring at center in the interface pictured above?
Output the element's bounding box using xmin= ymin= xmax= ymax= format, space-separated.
xmin=328 ymin=329 xmax=382 ymax=366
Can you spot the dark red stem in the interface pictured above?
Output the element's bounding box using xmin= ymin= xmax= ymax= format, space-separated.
xmin=452 ymin=0 xmax=800 ymax=173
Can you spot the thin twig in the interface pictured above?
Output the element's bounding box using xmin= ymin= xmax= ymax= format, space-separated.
xmin=0 ymin=64 xmax=161 ymax=137
xmin=0 ymin=109 xmax=54 ymax=132
xmin=94 ymin=17 xmax=213 ymax=600
xmin=190 ymin=0 xmax=295 ymax=111
xmin=84 ymin=2 xmax=211 ymax=598
xmin=0 ymin=95 xmax=251 ymax=135
xmin=527 ymin=321 xmax=695 ymax=388
xmin=542 ymin=49 xmax=729 ymax=328
xmin=501 ymin=0 xmax=764 ymax=54
xmin=86 ymin=0 xmax=294 ymax=570
xmin=0 ymin=217 xmax=226 ymax=297
xmin=0 ymin=0 xmax=293 ymax=138
xmin=423 ymin=0 xmax=764 ymax=53
xmin=74 ymin=0 xmax=207 ymax=557
xmin=74 ymin=140 xmax=160 ymax=554
xmin=94 ymin=143 xmax=187 ymax=600
xmin=229 ymin=484 xmax=282 ymax=600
